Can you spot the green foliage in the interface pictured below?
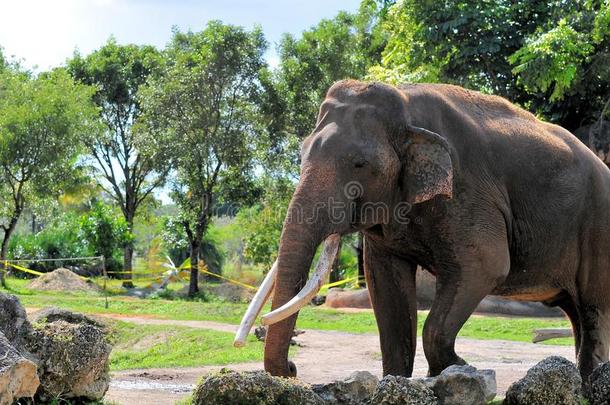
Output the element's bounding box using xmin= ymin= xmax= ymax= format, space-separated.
xmin=160 ymin=216 xmax=224 ymax=275
xmin=275 ymin=7 xmax=386 ymax=175
xmin=510 ymin=19 xmax=593 ymax=101
xmin=236 ymin=177 xmax=294 ymax=268
xmin=508 ymin=1 xmax=610 ymax=126
xmin=368 ymin=0 xmax=609 ymax=130
xmin=67 ymin=38 xmax=169 ymax=273
xmin=0 ymin=68 xmax=96 ymax=195
xmin=7 ymin=203 xmax=130 ymax=273
xmin=79 ymin=202 xmax=133 ymax=271
xmin=139 ymin=21 xmax=272 ymax=292
xmin=367 ymin=0 xmax=571 ymax=95
xmin=8 ymin=213 xmax=90 ymax=269
xmin=0 ymin=66 xmax=98 ymax=258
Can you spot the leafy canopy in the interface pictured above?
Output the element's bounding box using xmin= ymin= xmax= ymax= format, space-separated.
xmin=139 ymin=21 xmax=270 ymax=243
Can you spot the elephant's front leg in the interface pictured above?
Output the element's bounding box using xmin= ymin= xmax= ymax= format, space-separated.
xmin=364 ymin=237 xmax=418 ymax=377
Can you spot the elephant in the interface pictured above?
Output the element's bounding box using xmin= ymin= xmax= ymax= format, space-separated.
xmin=574 ymin=120 xmax=610 ymax=168
xmin=235 ymin=80 xmax=610 ymax=382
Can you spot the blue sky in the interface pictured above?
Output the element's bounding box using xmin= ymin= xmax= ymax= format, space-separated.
xmin=0 ymin=0 xmax=361 ymax=71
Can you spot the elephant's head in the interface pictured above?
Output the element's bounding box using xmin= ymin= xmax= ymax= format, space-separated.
xmin=234 ymin=80 xmax=454 ymax=377
xmin=574 ymin=120 xmax=610 ymax=168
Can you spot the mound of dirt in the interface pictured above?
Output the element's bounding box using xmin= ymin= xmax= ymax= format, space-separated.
xmin=28 ymin=268 xmax=100 ymax=293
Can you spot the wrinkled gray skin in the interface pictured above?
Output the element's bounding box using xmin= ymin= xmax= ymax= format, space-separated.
xmin=264 ymin=80 xmax=610 ymax=382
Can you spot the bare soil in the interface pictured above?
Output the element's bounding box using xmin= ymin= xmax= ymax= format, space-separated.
xmin=28 ymin=268 xmax=100 ymax=292
xmin=100 ymin=314 xmax=574 ymax=405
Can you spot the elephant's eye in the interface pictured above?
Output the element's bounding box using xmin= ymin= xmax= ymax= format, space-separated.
xmin=354 ymin=159 xmax=368 ymax=169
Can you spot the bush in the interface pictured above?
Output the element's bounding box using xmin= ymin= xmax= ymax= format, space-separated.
xmin=8 ymin=213 xmax=92 ymax=274
xmin=8 ymin=202 xmax=133 ymax=275
xmin=79 ymin=201 xmax=133 ymax=273
xmin=161 ymin=216 xmax=224 ymax=276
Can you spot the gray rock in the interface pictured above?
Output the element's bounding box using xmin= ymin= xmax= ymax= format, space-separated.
xmin=0 ymin=332 xmax=39 ymax=405
xmin=30 ymin=306 xmax=105 ymax=328
xmin=588 ymin=362 xmax=610 ymax=405
xmin=313 ymin=370 xmax=378 ymax=404
xmin=27 ymin=312 xmax=111 ymax=402
xmin=504 ymin=356 xmax=583 ymax=404
xmin=369 ymin=375 xmax=438 ymax=405
xmin=428 ymin=365 xmax=496 ymax=405
xmin=192 ymin=369 xmax=324 ymax=405
xmin=0 ymin=292 xmax=33 ymax=348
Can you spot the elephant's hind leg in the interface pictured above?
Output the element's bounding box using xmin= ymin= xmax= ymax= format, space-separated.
xmin=423 ymin=237 xmax=510 ymax=376
xmin=364 ymin=237 xmax=418 ymax=377
xmin=577 ymin=302 xmax=610 ymax=379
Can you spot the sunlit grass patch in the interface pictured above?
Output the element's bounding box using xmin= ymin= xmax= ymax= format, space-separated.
xmin=108 ymin=321 xmax=265 ymax=370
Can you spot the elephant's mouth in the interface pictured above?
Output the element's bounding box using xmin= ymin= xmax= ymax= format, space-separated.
xmin=233 ymin=234 xmax=341 ymax=347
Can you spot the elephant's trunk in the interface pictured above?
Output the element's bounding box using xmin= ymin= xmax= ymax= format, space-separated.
xmin=258 ymin=184 xmax=343 ymax=377
xmin=262 ymin=212 xmax=320 ymax=376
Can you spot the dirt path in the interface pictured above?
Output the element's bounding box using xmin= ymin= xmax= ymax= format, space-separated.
xmin=99 ymin=313 xmax=574 ymax=404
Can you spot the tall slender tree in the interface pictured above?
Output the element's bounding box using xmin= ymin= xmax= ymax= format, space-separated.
xmin=68 ymin=39 xmax=168 ymax=286
xmin=139 ymin=22 xmax=269 ymax=296
xmin=0 ymin=67 xmax=97 ymax=286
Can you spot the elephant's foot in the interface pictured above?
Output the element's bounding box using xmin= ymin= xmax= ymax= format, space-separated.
xmin=427 ymin=352 xmax=467 ymax=377
xmin=264 ymin=359 xmax=297 ymax=378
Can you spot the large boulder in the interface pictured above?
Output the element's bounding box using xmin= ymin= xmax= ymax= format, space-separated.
xmin=312 ymin=370 xmax=379 ymax=404
xmin=588 ymin=362 xmax=610 ymax=405
xmin=192 ymin=369 xmax=324 ymax=405
xmin=504 ymin=356 xmax=583 ymax=404
xmin=325 ymin=288 xmax=371 ymax=309
xmin=0 ymin=292 xmax=34 ymax=349
xmin=369 ymin=375 xmax=438 ymax=405
xmin=424 ymin=365 xmax=496 ymax=405
xmin=26 ymin=308 xmax=111 ymax=401
xmin=0 ymin=333 xmax=39 ymax=405
xmin=0 ymin=294 xmax=111 ymax=402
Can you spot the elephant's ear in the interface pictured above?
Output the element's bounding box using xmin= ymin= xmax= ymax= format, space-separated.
xmin=402 ymin=125 xmax=453 ymax=204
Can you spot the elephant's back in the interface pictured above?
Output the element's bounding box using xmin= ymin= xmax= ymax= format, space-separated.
xmin=405 ymin=84 xmax=605 ymax=271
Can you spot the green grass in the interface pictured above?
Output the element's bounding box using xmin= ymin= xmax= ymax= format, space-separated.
xmin=3 ymin=277 xmax=573 ymax=345
xmin=108 ymin=320 xmax=265 ymax=370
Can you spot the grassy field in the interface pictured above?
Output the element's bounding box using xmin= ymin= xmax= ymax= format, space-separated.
xmin=108 ymin=320 xmax=266 ymax=370
xmin=2 ymin=277 xmax=573 ymax=345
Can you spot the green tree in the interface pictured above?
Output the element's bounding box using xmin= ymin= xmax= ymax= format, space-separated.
xmin=67 ymin=39 xmax=168 ymax=286
xmin=368 ymin=0 xmax=571 ymax=95
xmin=237 ymin=177 xmax=294 ymax=269
xmin=79 ymin=201 xmax=133 ymax=273
xmin=277 ymin=6 xmax=385 ymax=146
xmin=368 ymin=0 xmax=610 ymax=132
xmin=508 ymin=1 xmax=610 ymax=130
xmin=139 ymin=22 xmax=269 ymax=296
xmin=161 ymin=216 xmax=224 ymax=277
xmin=0 ymin=67 xmax=97 ymax=286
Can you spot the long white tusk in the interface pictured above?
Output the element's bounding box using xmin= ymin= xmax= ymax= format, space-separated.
xmin=233 ymin=260 xmax=278 ymax=347
xmin=261 ymin=234 xmax=341 ymax=326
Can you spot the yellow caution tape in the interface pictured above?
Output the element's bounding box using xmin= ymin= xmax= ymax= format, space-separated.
xmin=131 ymin=276 xmax=164 ymax=283
xmin=7 ymin=262 xmax=45 ymax=276
xmin=106 ymin=271 xmax=165 ymax=277
xmin=321 ymin=276 xmax=359 ymax=289
xmin=182 ymin=263 xmax=257 ymax=291
xmin=7 ymin=262 xmax=92 ymax=281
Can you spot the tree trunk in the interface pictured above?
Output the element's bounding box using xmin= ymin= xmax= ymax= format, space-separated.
xmin=0 ymin=213 xmax=20 ymax=288
xmin=329 ymin=238 xmax=342 ymax=283
xmin=122 ymin=216 xmax=135 ymax=288
xmin=188 ymin=240 xmax=200 ymax=297
xmin=357 ymin=233 xmax=365 ymax=288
